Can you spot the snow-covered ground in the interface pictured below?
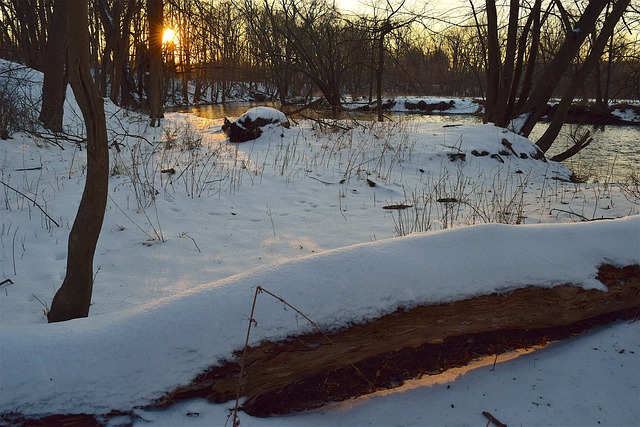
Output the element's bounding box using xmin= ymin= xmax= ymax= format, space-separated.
xmin=344 ymin=96 xmax=482 ymax=115
xmin=613 ymin=106 xmax=640 ymax=122
xmin=1 ymin=59 xmax=639 ymax=426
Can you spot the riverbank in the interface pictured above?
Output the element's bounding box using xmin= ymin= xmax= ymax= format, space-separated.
xmin=173 ymin=95 xmax=640 ymax=125
xmin=179 ymin=97 xmax=639 ymax=184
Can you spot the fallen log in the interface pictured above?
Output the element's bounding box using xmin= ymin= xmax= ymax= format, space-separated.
xmin=158 ymin=264 xmax=639 ymax=416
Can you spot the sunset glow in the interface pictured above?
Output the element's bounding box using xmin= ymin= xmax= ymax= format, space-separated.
xmin=162 ymin=28 xmax=176 ymax=45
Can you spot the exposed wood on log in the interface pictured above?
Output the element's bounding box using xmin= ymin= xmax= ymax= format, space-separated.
xmin=483 ymin=410 xmax=508 ymax=427
xmin=158 ymin=264 xmax=639 ymax=416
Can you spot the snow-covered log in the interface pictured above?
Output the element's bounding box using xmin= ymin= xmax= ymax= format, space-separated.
xmin=222 ymin=107 xmax=290 ymax=142
xmin=160 ymin=264 xmax=639 ymax=416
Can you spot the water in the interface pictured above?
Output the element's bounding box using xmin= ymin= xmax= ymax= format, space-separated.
xmin=180 ymin=102 xmax=639 ymax=184
xmin=529 ymin=123 xmax=639 ymax=184
xmin=171 ymin=101 xmax=280 ymax=120
xmin=399 ymin=113 xmax=639 ymax=183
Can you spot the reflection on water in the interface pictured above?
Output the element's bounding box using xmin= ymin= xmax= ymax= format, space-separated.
xmin=172 ymin=102 xmax=280 ymax=119
xmin=180 ymin=102 xmax=638 ymax=184
xmin=398 ymin=113 xmax=637 ymax=183
xmin=529 ymin=123 xmax=639 ymax=184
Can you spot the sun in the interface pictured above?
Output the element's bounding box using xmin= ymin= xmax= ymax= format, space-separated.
xmin=162 ymin=28 xmax=176 ymax=45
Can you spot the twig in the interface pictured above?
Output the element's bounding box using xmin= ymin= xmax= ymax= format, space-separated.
xmin=266 ymin=204 xmax=276 ymax=237
xmin=106 ymin=193 xmax=157 ymax=241
xmin=12 ymin=226 xmax=18 ymax=275
xmin=31 ymin=293 xmax=50 ymax=316
xmin=549 ymin=208 xmax=589 ymax=221
xmin=284 ymin=98 xmax=325 ymax=116
xmin=549 ymin=208 xmax=615 ymax=222
xmin=23 ymin=129 xmax=70 ymax=148
xmin=303 ymin=115 xmax=352 ymax=132
xmin=482 ymin=411 xmax=507 ymax=427
xmin=0 ymin=279 xmax=14 ymax=286
xmin=308 ymin=175 xmax=335 ymax=186
xmin=93 ymin=265 xmax=101 ymax=284
xmin=179 ymin=232 xmax=201 ymax=253
xmin=233 ymin=286 xmax=261 ymax=427
xmin=382 ymin=204 xmax=412 ymax=210
xmin=14 ymin=167 xmax=42 ymax=171
xmin=1 ymin=181 xmax=60 ymax=227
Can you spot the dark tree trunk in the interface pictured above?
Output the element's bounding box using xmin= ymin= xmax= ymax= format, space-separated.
xmin=96 ymin=0 xmax=138 ymax=107
xmin=146 ymin=0 xmax=163 ymax=127
xmin=513 ymin=0 xmax=541 ymax=113
xmin=376 ymin=32 xmax=385 ymax=122
xmin=535 ymin=0 xmax=630 ymax=155
xmin=491 ymin=0 xmax=519 ymax=127
xmin=48 ymin=0 xmax=109 ymax=323
xmin=10 ymin=0 xmax=50 ymax=71
xmin=483 ymin=0 xmax=500 ymax=124
xmin=518 ymin=0 xmax=613 ymax=137
xmin=594 ymin=59 xmax=604 ymax=111
xmin=39 ymin=0 xmax=67 ymax=133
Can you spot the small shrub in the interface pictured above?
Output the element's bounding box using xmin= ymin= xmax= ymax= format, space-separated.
xmin=621 ymin=171 xmax=640 ymax=205
xmin=0 ymin=79 xmax=23 ymax=138
xmin=162 ymin=121 xmax=202 ymax=150
xmin=0 ymin=66 xmax=39 ymax=139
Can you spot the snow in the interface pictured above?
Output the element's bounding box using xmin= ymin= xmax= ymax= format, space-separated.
xmin=1 ymin=217 xmax=639 ymax=418
xmin=612 ymin=107 xmax=640 ymax=122
xmin=237 ymin=106 xmax=288 ymax=126
xmin=344 ymin=96 xmax=482 ymax=115
xmin=1 ymin=59 xmax=639 ymax=426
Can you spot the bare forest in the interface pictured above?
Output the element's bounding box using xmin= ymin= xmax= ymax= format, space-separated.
xmin=1 ymin=0 xmax=638 ymax=112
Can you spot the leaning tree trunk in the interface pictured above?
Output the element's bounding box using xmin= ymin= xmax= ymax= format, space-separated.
xmin=517 ymin=0 xmax=612 ymax=137
xmin=48 ymin=0 xmax=109 ymax=323
xmin=535 ymin=0 xmax=630 ymax=155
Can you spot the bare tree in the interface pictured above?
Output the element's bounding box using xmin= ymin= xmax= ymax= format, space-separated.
xmin=256 ymin=0 xmax=362 ymax=112
xmin=38 ymin=0 xmax=67 ymax=132
xmin=1 ymin=1 xmax=65 ymax=132
xmin=591 ymin=5 xmax=639 ymax=107
xmin=476 ymin=0 xmax=632 ymax=157
xmin=442 ymin=25 xmax=486 ymax=96
xmin=362 ymin=0 xmax=420 ymax=121
xmin=211 ymin=1 xmax=247 ymax=103
xmin=480 ymin=0 xmax=542 ymax=127
xmin=535 ymin=0 xmax=631 ymax=158
xmin=3 ymin=0 xmax=51 ymax=71
xmin=241 ymin=0 xmax=295 ymax=106
xmin=147 ymin=0 xmax=164 ymax=126
xmin=96 ymin=0 xmax=139 ymax=108
xmin=48 ymin=0 xmax=109 ymax=323
xmin=517 ymin=0 xmax=626 ymax=138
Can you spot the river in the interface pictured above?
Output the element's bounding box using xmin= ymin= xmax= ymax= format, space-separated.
xmin=177 ymin=102 xmax=639 ymax=184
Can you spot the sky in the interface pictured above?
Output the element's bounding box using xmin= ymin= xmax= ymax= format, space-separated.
xmin=337 ymin=0 xmax=470 ymax=21
xmin=0 ymin=58 xmax=639 ymax=426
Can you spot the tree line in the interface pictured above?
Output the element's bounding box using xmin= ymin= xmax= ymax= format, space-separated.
xmin=1 ymin=0 xmax=638 ymax=117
